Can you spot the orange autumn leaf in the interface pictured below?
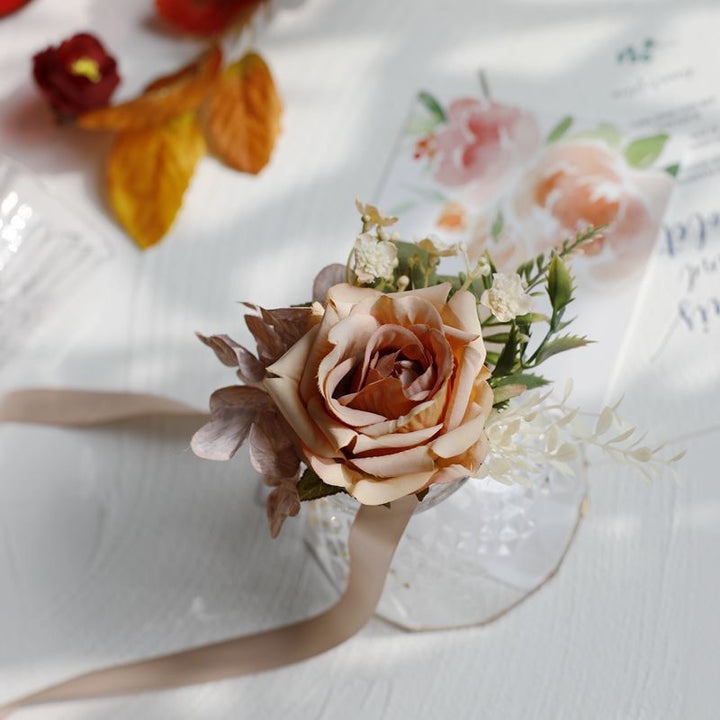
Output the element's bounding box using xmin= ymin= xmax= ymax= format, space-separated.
xmin=205 ymin=52 xmax=281 ymax=174
xmin=78 ymin=46 xmax=222 ymax=131
xmin=107 ymin=111 xmax=205 ymax=249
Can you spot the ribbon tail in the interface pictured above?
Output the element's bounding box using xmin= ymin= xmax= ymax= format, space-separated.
xmin=0 ymin=493 xmax=417 ymax=716
xmin=0 ymin=388 xmax=208 ymax=426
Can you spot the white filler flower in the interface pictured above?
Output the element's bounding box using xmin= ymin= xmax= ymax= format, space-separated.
xmin=480 ymin=272 xmax=532 ymax=322
xmin=353 ymin=233 xmax=398 ymax=284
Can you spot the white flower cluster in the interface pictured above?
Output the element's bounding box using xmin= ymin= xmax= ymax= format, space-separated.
xmin=480 ymin=272 xmax=532 ymax=322
xmin=353 ymin=232 xmax=398 ymax=284
xmin=352 ymin=200 xmax=399 ymax=285
xmin=480 ymin=381 xmax=685 ymax=486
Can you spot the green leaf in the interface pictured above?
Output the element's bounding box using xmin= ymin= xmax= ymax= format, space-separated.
xmin=483 ymin=332 xmax=510 ymax=344
xmin=624 ymin=134 xmax=668 ymax=168
xmin=534 ymin=334 xmax=591 ymax=364
xmin=515 ymin=312 xmax=549 ymax=325
xmin=664 ymin=163 xmax=680 ymax=178
xmin=490 ymin=210 xmax=504 ymax=241
xmin=491 ymin=373 xmax=550 ymax=390
xmin=417 ymin=91 xmax=447 ymax=124
xmin=493 ymin=327 xmax=519 ymax=377
xmin=415 ymin=487 xmax=429 ymax=502
xmin=297 ymin=467 xmax=344 ymax=502
xmin=395 ymin=240 xmax=435 ymax=290
xmin=547 ymin=253 xmax=574 ymax=313
xmin=402 ymin=183 xmax=450 ymax=204
xmin=547 ymin=116 xmax=573 ymax=143
xmin=406 ymin=114 xmax=441 ymax=136
xmin=573 ymin=122 xmax=622 ymax=148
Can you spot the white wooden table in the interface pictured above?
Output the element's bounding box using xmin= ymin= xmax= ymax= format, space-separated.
xmin=1 ymin=1 xmax=717 ymax=717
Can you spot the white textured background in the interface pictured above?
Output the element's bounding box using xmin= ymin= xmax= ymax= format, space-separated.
xmin=0 ymin=1 xmax=717 ymax=718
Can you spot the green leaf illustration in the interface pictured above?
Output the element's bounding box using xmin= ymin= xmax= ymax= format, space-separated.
xmin=417 ymin=91 xmax=447 ymax=125
xmin=490 ymin=210 xmax=504 ymax=241
xmin=547 ymin=116 xmax=573 ymax=143
xmin=297 ymin=467 xmax=344 ymax=502
xmin=624 ymin=134 xmax=668 ymax=168
xmin=664 ymin=163 xmax=680 ymax=178
xmin=406 ymin=114 xmax=441 ymax=136
xmin=574 ymin=122 xmax=622 ymax=148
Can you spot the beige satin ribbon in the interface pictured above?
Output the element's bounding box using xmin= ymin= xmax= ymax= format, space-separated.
xmin=0 ymin=388 xmax=418 ymax=717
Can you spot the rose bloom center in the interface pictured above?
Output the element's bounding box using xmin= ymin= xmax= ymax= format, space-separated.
xmin=331 ymin=323 xmax=452 ymax=423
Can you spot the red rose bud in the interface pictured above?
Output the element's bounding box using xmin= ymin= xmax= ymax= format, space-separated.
xmin=155 ymin=0 xmax=260 ymax=36
xmin=32 ymin=32 xmax=120 ymax=119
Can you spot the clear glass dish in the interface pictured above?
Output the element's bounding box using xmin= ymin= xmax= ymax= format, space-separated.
xmin=0 ymin=155 xmax=109 ymax=369
xmin=303 ymin=465 xmax=587 ymax=631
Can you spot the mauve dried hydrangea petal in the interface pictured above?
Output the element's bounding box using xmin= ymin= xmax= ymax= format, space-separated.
xmin=244 ymin=314 xmax=287 ymax=366
xmin=266 ymin=478 xmax=301 ymax=538
xmin=191 ymin=385 xmax=270 ymax=461
xmin=248 ymin=409 xmax=301 ymax=479
xmin=244 ymin=306 xmax=315 ymax=366
xmin=197 ymin=333 xmax=266 ymax=383
xmin=312 ymin=264 xmax=346 ymax=303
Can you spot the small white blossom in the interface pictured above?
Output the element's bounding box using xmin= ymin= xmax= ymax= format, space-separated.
xmin=355 ymin=199 xmax=398 ymax=228
xmin=415 ymin=234 xmax=460 ymax=258
xmin=480 ymin=272 xmax=532 ymax=322
xmin=396 ymin=274 xmax=410 ymax=291
xmin=479 ymin=387 xmax=684 ymax=486
xmin=474 ymin=256 xmax=492 ymax=277
xmin=353 ymin=233 xmax=398 ymax=284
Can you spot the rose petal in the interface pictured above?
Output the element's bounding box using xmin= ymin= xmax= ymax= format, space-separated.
xmin=361 ymin=381 xmax=449 ymax=437
xmin=326 ymin=283 xmax=382 ymax=319
xmin=445 ymin=343 xmax=486 ymax=431
xmin=324 ymin=357 xmax=386 ymax=426
xmin=350 ymin=445 xmax=434 ymax=478
xmin=430 ymin=464 xmax=470 ymax=484
xmin=353 ymin=324 xmax=425 ymax=391
xmin=395 ymin=282 xmax=451 ymax=310
xmin=306 ymin=452 xmax=358 ymax=490
xmin=342 ymin=375 xmax=416 ymax=418
xmin=351 ymin=470 xmax=435 ymax=505
xmin=299 ymin=303 xmax=340 ymax=402
xmin=366 ymin=293 xmax=444 ymax=331
xmin=352 ymin=423 xmax=443 ymax=454
xmin=266 ymin=325 xmax=319 ymax=382
xmin=263 ymin=376 xmax=337 ymax=457
xmin=306 ymin=394 xmax=357 ymax=450
xmin=431 ymin=412 xmax=488 ymax=459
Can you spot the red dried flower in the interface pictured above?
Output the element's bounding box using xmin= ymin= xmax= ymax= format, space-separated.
xmin=32 ymin=33 xmax=120 ymax=119
xmin=0 ymin=0 xmax=33 ymax=17
xmin=155 ymin=0 xmax=261 ymax=36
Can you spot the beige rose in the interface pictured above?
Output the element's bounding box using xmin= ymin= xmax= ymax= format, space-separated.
xmin=263 ymin=283 xmax=493 ymax=505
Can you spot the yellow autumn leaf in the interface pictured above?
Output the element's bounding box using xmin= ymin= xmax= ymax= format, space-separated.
xmin=205 ymin=52 xmax=281 ymax=174
xmin=79 ymin=47 xmax=222 ymax=131
xmin=107 ymin=111 xmax=205 ymax=249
